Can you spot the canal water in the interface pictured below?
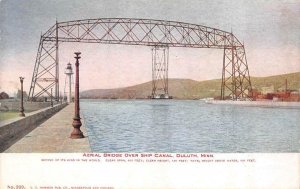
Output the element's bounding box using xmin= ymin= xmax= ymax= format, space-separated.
xmin=81 ymin=99 xmax=300 ymax=153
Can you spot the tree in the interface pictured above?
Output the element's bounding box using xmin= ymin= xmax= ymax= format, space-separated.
xmin=0 ymin=92 xmax=9 ymax=99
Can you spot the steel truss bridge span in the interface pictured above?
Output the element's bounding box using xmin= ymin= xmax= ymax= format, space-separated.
xmin=28 ymin=18 xmax=252 ymax=101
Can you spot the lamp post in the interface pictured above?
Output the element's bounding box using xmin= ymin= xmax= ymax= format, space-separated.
xmin=70 ymin=52 xmax=84 ymax=139
xmin=51 ymin=88 xmax=53 ymax=107
xmin=19 ymin=77 xmax=25 ymax=117
xmin=60 ymin=94 xmax=63 ymax=104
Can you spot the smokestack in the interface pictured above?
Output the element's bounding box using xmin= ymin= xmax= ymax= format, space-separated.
xmin=285 ymin=78 xmax=287 ymax=94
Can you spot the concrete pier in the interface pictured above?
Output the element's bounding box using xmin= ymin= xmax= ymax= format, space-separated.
xmin=205 ymin=100 xmax=300 ymax=108
xmin=4 ymin=103 xmax=91 ymax=153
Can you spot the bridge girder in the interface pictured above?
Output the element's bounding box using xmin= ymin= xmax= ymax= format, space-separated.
xmin=43 ymin=18 xmax=242 ymax=48
xmin=28 ymin=18 xmax=252 ymax=101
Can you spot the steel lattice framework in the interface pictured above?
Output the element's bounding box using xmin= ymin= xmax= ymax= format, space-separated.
xmin=28 ymin=18 xmax=252 ymax=101
xmin=152 ymin=46 xmax=169 ymax=98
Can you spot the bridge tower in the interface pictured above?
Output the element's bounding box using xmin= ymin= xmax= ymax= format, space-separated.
xmin=221 ymin=34 xmax=252 ymax=100
xmin=151 ymin=46 xmax=169 ymax=99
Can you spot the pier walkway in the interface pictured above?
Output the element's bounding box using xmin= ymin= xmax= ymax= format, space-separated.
xmin=5 ymin=103 xmax=91 ymax=153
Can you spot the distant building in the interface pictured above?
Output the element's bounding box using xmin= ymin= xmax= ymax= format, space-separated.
xmin=261 ymin=85 xmax=274 ymax=94
xmin=16 ymin=90 xmax=28 ymax=99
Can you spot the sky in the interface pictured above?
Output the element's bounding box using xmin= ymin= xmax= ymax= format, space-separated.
xmin=0 ymin=0 xmax=300 ymax=95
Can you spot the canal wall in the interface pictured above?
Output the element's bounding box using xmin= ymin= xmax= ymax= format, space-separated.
xmin=0 ymin=103 xmax=68 ymax=152
xmin=0 ymin=100 xmax=58 ymax=112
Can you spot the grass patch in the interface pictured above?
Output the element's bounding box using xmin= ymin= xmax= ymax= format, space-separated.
xmin=0 ymin=112 xmax=20 ymax=122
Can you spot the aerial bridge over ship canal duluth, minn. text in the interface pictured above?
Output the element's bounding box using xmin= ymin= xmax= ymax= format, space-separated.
xmin=28 ymin=18 xmax=252 ymax=101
